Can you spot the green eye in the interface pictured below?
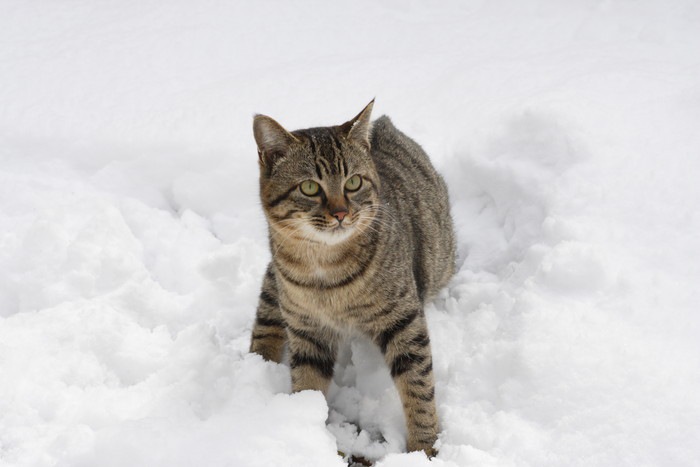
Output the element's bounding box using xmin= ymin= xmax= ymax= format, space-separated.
xmin=300 ymin=180 xmax=320 ymax=196
xmin=345 ymin=174 xmax=362 ymax=192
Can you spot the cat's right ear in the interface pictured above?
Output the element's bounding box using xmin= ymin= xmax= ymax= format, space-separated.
xmin=253 ymin=115 xmax=299 ymax=168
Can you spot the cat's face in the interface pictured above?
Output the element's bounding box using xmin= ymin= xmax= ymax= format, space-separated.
xmin=254 ymin=101 xmax=379 ymax=246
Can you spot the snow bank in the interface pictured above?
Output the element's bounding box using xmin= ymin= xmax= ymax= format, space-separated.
xmin=1 ymin=1 xmax=699 ymax=466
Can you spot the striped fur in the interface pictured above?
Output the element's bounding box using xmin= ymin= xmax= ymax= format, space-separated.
xmin=250 ymin=101 xmax=455 ymax=455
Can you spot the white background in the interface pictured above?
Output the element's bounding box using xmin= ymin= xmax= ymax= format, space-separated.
xmin=1 ymin=1 xmax=699 ymax=466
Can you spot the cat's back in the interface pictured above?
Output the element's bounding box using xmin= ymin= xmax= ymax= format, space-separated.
xmin=369 ymin=115 xmax=448 ymax=213
xmin=370 ymin=116 xmax=455 ymax=300
xmin=370 ymin=116 xmax=438 ymax=183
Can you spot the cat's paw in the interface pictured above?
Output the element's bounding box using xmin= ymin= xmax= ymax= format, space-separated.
xmin=407 ymin=438 xmax=438 ymax=458
xmin=423 ymin=446 xmax=438 ymax=459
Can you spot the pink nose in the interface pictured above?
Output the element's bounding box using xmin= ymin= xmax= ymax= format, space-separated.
xmin=331 ymin=207 xmax=348 ymax=222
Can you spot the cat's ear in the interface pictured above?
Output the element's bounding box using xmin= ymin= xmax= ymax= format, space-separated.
xmin=253 ymin=115 xmax=299 ymax=168
xmin=340 ymin=99 xmax=374 ymax=149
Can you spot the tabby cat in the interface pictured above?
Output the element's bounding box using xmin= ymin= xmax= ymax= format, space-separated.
xmin=249 ymin=100 xmax=455 ymax=455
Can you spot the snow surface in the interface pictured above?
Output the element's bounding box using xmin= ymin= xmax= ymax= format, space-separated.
xmin=1 ymin=1 xmax=700 ymax=466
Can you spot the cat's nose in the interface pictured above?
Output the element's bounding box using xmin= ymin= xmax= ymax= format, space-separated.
xmin=330 ymin=207 xmax=348 ymax=222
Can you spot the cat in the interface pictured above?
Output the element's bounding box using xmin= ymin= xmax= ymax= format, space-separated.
xmin=249 ymin=100 xmax=455 ymax=456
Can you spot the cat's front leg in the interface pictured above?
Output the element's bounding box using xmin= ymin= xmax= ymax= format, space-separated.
xmin=285 ymin=322 xmax=338 ymax=394
xmin=250 ymin=264 xmax=287 ymax=362
xmin=377 ymin=310 xmax=438 ymax=455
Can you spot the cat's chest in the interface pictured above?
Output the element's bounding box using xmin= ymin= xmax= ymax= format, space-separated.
xmin=279 ymin=268 xmax=369 ymax=330
xmin=274 ymin=239 xmax=381 ymax=329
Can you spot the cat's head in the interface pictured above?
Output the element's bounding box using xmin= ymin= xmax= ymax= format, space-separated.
xmin=253 ymin=100 xmax=380 ymax=246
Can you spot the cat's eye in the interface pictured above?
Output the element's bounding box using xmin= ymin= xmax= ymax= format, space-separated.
xmin=300 ymin=180 xmax=320 ymax=196
xmin=345 ymin=174 xmax=362 ymax=192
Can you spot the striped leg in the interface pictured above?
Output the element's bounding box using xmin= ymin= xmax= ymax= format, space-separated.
xmin=376 ymin=310 xmax=438 ymax=455
xmin=286 ymin=323 xmax=338 ymax=394
xmin=250 ymin=264 xmax=287 ymax=362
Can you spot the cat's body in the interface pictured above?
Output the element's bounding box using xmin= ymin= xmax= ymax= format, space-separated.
xmin=250 ymin=101 xmax=455 ymax=455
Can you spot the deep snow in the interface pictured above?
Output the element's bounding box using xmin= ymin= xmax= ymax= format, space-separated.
xmin=1 ymin=1 xmax=700 ymax=466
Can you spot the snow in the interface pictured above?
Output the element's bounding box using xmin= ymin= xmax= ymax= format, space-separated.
xmin=1 ymin=1 xmax=699 ymax=466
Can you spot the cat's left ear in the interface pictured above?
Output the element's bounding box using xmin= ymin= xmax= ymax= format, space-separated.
xmin=340 ymin=99 xmax=374 ymax=149
xmin=253 ymin=115 xmax=299 ymax=168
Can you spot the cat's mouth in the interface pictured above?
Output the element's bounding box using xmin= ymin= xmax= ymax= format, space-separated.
xmin=289 ymin=213 xmax=373 ymax=246
xmin=301 ymin=220 xmax=357 ymax=245
xmin=326 ymin=221 xmax=355 ymax=236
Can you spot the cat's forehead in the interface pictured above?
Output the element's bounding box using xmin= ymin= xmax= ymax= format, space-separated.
xmin=295 ymin=127 xmax=343 ymax=155
xmin=294 ymin=126 xmax=341 ymax=147
xmin=291 ymin=126 xmax=368 ymax=176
